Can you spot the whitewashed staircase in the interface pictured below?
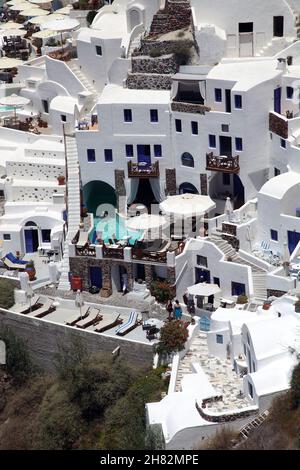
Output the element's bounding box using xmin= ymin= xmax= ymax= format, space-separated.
xmin=128 ymin=33 xmax=143 ymax=57
xmin=209 ymin=233 xmax=268 ymax=301
xmin=58 ymin=136 xmax=81 ymax=290
xmin=67 ymin=60 xmax=97 ymax=95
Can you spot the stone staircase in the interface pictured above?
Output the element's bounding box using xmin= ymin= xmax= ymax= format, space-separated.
xmin=209 ymin=233 xmax=268 ymax=301
xmin=58 ymin=136 xmax=81 ymax=291
xmin=149 ymin=0 xmax=191 ymax=37
xmin=67 ymin=60 xmax=97 ymax=95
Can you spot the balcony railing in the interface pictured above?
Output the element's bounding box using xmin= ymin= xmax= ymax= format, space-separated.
xmin=171 ymin=101 xmax=211 ymax=115
xmin=269 ymin=111 xmax=288 ymax=139
xmin=128 ymin=160 xmax=159 ymax=178
xmin=103 ymin=245 xmax=124 ymax=260
xmin=206 ymin=152 xmax=240 ymax=174
xmin=75 ymin=245 xmax=96 ymax=258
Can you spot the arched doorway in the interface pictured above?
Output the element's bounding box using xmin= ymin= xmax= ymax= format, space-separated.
xmin=181 ymin=152 xmax=194 ymax=168
xmin=179 ymin=182 xmax=199 ymax=194
xmin=83 ymin=181 xmax=117 ymax=217
xmin=129 ymin=8 xmax=142 ymax=30
xmin=24 ymin=221 xmax=39 ymax=253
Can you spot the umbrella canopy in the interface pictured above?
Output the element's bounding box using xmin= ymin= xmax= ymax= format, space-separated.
xmin=0 ymin=94 xmax=30 ymax=106
xmin=28 ymin=0 xmax=52 ymax=4
xmin=32 ymin=28 xmax=57 ymax=38
xmin=6 ymin=0 xmax=29 ymax=4
xmin=9 ymin=2 xmax=31 ymax=10
xmin=28 ymin=13 xmax=64 ymax=24
xmin=0 ymin=28 xmax=27 ymax=36
xmin=0 ymin=57 xmax=23 ymax=68
xmin=20 ymin=7 xmax=49 ymax=16
xmin=43 ymin=17 xmax=80 ymax=32
xmin=187 ymin=283 xmax=221 ymax=297
xmin=160 ymin=194 xmax=216 ymax=218
xmin=126 ymin=213 xmax=168 ymax=231
xmin=0 ymin=21 xmax=25 ymax=29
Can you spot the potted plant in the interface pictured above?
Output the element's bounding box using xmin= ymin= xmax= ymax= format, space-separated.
xmin=57 ymin=175 xmax=65 ymax=186
xmin=237 ymin=294 xmax=248 ymax=305
xmin=263 ymin=300 xmax=272 ymax=311
xmin=25 ymin=260 xmax=36 ymax=281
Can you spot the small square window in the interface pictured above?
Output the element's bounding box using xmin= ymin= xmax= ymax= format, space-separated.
xmin=87 ymin=149 xmax=96 ymax=162
xmin=197 ymin=255 xmax=207 ymax=267
xmin=104 ymin=149 xmax=113 ymax=162
xmin=175 ymin=119 xmax=182 ymax=132
xmin=96 ymin=45 xmax=102 ymax=56
xmin=222 ymin=124 xmax=229 ymax=132
xmin=42 ymin=229 xmax=51 ymax=243
xmin=124 ymin=109 xmax=132 ymax=122
xmin=154 ymin=144 xmax=162 ymax=157
xmin=191 ymin=121 xmax=198 ymax=135
xmin=235 ymin=137 xmax=243 ymax=151
xmin=209 ymin=134 xmax=216 ymax=148
xmin=125 ymin=144 xmax=134 ymax=157
xmin=61 ymin=114 xmax=67 ymax=122
xmin=150 ymin=109 xmax=158 ymax=122
xmin=270 ymin=229 xmax=278 ymax=241
xmin=215 ymin=88 xmax=222 ymax=102
xmin=280 ymin=138 xmax=286 ymax=149
xmin=235 ymin=94 xmax=242 ymax=109
xmin=287 ymin=86 xmax=294 ymax=99
xmin=3 ymin=233 xmax=11 ymax=240
xmin=216 ymin=334 xmax=223 ymax=344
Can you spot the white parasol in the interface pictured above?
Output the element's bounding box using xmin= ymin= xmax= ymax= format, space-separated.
xmin=0 ymin=93 xmax=30 ymax=122
xmin=19 ymin=7 xmax=49 ymax=16
xmin=0 ymin=56 xmax=23 ymax=68
xmin=28 ymin=13 xmax=65 ymax=24
xmin=160 ymin=194 xmax=216 ymax=218
xmin=0 ymin=21 xmax=25 ymax=30
xmin=126 ymin=213 xmax=168 ymax=231
xmin=32 ymin=28 xmax=57 ymax=38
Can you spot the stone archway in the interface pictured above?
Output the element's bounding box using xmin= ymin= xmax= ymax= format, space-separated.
xmin=83 ymin=180 xmax=117 ymax=217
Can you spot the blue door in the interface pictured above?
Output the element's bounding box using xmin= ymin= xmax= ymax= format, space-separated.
xmin=288 ymin=231 xmax=300 ymax=254
xmin=199 ymin=316 xmax=211 ymax=331
xmin=137 ymin=145 xmax=151 ymax=165
xmin=195 ymin=268 xmax=211 ymax=283
xmin=274 ymin=87 xmax=281 ymax=114
xmin=232 ymin=281 xmax=246 ymax=296
xmin=25 ymin=229 xmax=39 ymax=253
xmin=90 ymin=266 xmax=102 ymax=288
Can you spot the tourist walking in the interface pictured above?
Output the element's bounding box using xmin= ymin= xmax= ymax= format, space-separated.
xmin=166 ymin=299 xmax=173 ymax=321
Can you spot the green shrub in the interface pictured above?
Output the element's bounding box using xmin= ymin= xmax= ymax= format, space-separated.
xmin=156 ymin=320 xmax=189 ymax=355
xmin=237 ymin=294 xmax=248 ymax=305
xmin=150 ymin=280 xmax=173 ymax=303
xmin=0 ymin=278 xmax=15 ymax=310
xmin=0 ymin=326 xmax=34 ymax=385
xmin=173 ymin=42 xmax=192 ymax=65
xmin=86 ymin=10 xmax=97 ymax=26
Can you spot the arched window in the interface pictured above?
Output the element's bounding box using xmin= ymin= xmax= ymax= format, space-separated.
xmin=25 ymin=221 xmax=37 ymax=227
xmin=181 ymin=152 xmax=194 ymax=168
xmin=179 ymin=182 xmax=199 ymax=194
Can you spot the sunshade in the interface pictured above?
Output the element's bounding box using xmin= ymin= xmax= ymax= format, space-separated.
xmin=187 ymin=283 xmax=221 ymax=297
xmin=0 ymin=57 xmax=23 ymax=68
xmin=126 ymin=214 xmax=168 ymax=231
xmin=0 ymin=21 xmax=24 ymax=29
xmin=160 ymin=194 xmax=216 ymax=217
xmin=32 ymin=28 xmax=57 ymax=38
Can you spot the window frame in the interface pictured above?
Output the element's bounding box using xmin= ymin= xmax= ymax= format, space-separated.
xmin=125 ymin=144 xmax=134 ymax=158
xmin=104 ymin=148 xmax=113 ymax=162
xmin=87 ymin=148 xmax=96 ymax=162
xmin=154 ymin=144 xmax=162 ymax=157
xmin=150 ymin=109 xmax=158 ymax=123
xmin=209 ymin=134 xmax=216 ymax=148
xmin=234 ymin=94 xmax=243 ymax=109
xmin=191 ymin=121 xmax=198 ymax=135
xmin=215 ymin=88 xmax=222 ymax=102
xmin=175 ymin=118 xmax=182 ymax=133
xmin=123 ymin=109 xmax=132 ymax=123
xmin=235 ymin=137 xmax=243 ymax=152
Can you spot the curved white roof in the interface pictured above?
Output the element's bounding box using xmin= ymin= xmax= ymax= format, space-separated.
xmin=249 ymin=356 xmax=296 ymax=396
xmin=259 ymin=171 xmax=300 ymax=199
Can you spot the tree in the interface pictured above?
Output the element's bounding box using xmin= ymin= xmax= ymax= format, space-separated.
xmin=290 ymin=362 xmax=300 ymax=409
xmin=0 ymin=279 xmax=15 ymax=309
xmin=156 ymin=320 xmax=189 ymax=355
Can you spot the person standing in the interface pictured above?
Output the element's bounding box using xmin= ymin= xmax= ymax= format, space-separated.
xmin=166 ymin=299 xmax=173 ymax=321
xmin=173 ymin=300 xmax=183 ymax=320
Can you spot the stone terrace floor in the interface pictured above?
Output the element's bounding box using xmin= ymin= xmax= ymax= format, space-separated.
xmin=176 ymin=331 xmax=252 ymax=413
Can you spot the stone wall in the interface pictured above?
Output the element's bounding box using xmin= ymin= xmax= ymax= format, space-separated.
xmin=69 ymin=257 xmax=134 ymax=296
xmin=267 ymin=289 xmax=288 ymax=298
xmin=196 ymin=401 xmax=258 ymax=424
xmin=200 ymin=174 xmax=208 ymax=196
xmin=171 ymin=101 xmax=210 ymax=114
xmin=126 ymin=73 xmax=173 ymax=90
xmin=222 ymin=234 xmax=240 ymax=250
xmin=136 ymin=39 xmax=193 ymax=57
xmin=149 ymin=0 xmax=191 ymax=37
xmin=131 ymin=54 xmax=178 ymax=75
xmin=165 ymin=169 xmax=177 ymax=196
xmin=0 ymin=308 xmax=154 ymax=372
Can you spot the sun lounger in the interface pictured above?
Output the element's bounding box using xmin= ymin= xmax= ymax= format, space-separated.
xmin=11 ymin=295 xmax=40 ymax=313
xmin=65 ymin=305 xmax=90 ymax=326
xmin=76 ymin=308 xmax=102 ymax=329
xmin=3 ymin=252 xmax=27 ymax=270
xmin=94 ymin=313 xmax=122 ymax=333
xmin=115 ymin=310 xmax=139 ymax=336
xmin=76 ymin=230 xmax=89 ymax=248
xmin=30 ymin=299 xmax=56 ymax=318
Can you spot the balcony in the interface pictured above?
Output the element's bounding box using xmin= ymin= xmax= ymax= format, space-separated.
xmin=128 ymin=160 xmax=159 ymax=178
xmin=269 ymin=111 xmax=288 ymax=139
xmin=103 ymin=245 xmax=124 ymax=260
xmin=206 ymin=153 xmax=240 ymax=174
